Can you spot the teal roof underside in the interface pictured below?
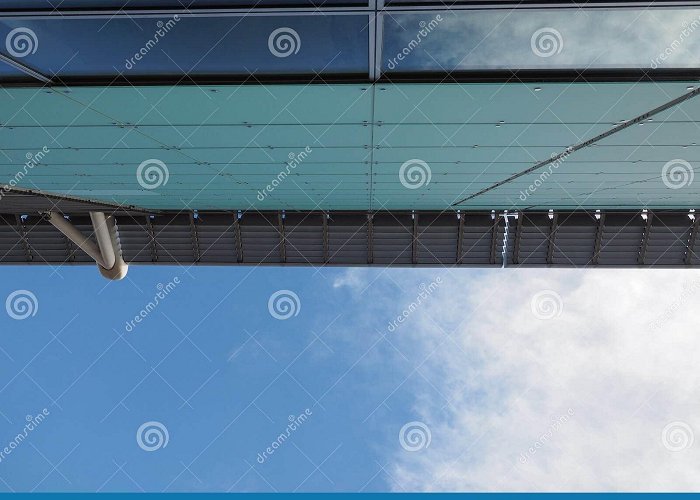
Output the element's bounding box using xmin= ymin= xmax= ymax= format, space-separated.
xmin=1 ymin=82 xmax=699 ymax=211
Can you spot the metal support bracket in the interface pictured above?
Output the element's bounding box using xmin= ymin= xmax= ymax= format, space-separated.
xmin=45 ymin=211 xmax=128 ymax=280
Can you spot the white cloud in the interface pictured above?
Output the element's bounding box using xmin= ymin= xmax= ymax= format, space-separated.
xmin=332 ymin=268 xmax=373 ymax=291
xmin=395 ymin=9 xmax=700 ymax=70
xmin=339 ymin=268 xmax=700 ymax=491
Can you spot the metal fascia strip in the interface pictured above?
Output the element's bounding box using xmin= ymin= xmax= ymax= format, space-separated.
xmin=1 ymin=186 xmax=154 ymax=214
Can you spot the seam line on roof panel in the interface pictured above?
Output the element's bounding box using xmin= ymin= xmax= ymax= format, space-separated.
xmin=369 ymin=84 xmax=376 ymax=211
xmin=50 ymin=88 xmax=253 ymax=189
xmin=0 ymin=186 xmax=153 ymax=214
xmin=451 ymin=86 xmax=700 ymax=206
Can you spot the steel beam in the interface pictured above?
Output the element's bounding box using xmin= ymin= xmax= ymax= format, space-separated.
xmin=490 ymin=215 xmax=499 ymax=265
xmin=686 ymin=215 xmax=700 ymax=265
xmin=367 ymin=213 xmax=374 ymax=264
xmin=189 ymin=212 xmax=201 ymax=262
xmin=146 ymin=216 xmax=158 ymax=262
xmin=234 ymin=214 xmax=243 ymax=263
xmin=512 ymin=214 xmax=523 ymax=265
xmin=593 ymin=212 xmax=605 ymax=265
xmin=546 ymin=213 xmax=558 ymax=265
xmin=412 ymin=212 xmax=419 ymax=265
xmin=456 ymin=213 xmax=464 ymax=265
xmin=638 ymin=212 xmax=653 ymax=265
xmin=278 ymin=211 xmax=286 ymax=263
xmin=15 ymin=214 xmax=32 ymax=262
xmin=322 ymin=212 xmax=329 ymax=264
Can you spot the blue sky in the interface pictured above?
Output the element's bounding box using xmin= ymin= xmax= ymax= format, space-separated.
xmin=1 ymin=264 xmax=700 ymax=492
xmin=0 ymin=264 xmax=444 ymax=492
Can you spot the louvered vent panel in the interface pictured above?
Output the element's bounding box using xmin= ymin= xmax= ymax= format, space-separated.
xmin=240 ymin=213 xmax=281 ymax=264
xmin=645 ymin=214 xmax=691 ymax=266
xmin=0 ymin=215 xmax=27 ymax=263
xmin=461 ymin=214 xmax=496 ymax=265
xmin=118 ymin=217 xmax=153 ymax=263
xmin=373 ymin=213 xmax=413 ymax=264
xmin=285 ymin=214 xmax=324 ymax=264
xmin=598 ymin=213 xmax=645 ymax=265
xmin=151 ymin=214 xmax=195 ymax=264
xmin=417 ymin=213 xmax=458 ymax=265
xmin=552 ymin=214 xmax=597 ymax=266
xmin=328 ymin=214 xmax=367 ymax=264
xmin=196 ymin=214 xmax=237 ymax=263
xmin=517 ymin=215 xmax=549 ymax=265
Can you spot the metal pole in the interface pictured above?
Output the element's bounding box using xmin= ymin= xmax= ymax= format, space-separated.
xmin=89 ymin=212 xmax=116 ymax=270
xmin=46 ymin=212 xmax=106 ymax=268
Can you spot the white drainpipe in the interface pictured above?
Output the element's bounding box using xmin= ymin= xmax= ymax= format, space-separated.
xmin=46 ymin=212 xmax=128 ymax=280
xmin=89 ymin=212 xmax=116 ymax=270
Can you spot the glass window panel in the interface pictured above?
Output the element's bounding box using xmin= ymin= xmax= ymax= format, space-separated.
xmin=0 ymin=14 xmax=369 ymax=77
xmin=0 ymin=0 xmax=368 ymax=10
xmin=384 ymin=0 xmax=689 ymax=5
xmin=0 ymin=58 xmax=33 ymax=79
xmin=382 ymin=8 xmax=700 ymax=72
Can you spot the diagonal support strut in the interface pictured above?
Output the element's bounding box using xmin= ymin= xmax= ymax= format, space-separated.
xmin=452 ymin=86 xmax=700 ymax=206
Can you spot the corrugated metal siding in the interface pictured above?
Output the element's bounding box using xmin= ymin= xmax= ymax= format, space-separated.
xmin=151 ymin=214 xmax=195 ymax=264
xmin=552 ymin=213 xmax=597 ymax=266
xmin=598 ymin=213 xmax=646 ymax=266
xmin=23 ymin=215 xmax=70 ymax=263
xmin=373 ymin=213 xmax=413 ymax=265
xmin=327 ymin=213 xmax=367 ymax=264
xmin=0 ymin=215 xmax=28 ymax=263
xmin=516 ymin=214 xmax=550 ymax=265
xmin=645 ymin=214 xmax=691 ymax=266
xmin=285 ymin=213 xmax=324 ymax=264
xmin=240 ymin=213 xmax=281 ymax=264
xmin=119 ymin=216 xmax=153 ymax=263
xmin=460 ymin=214 xmax=498 ymax=265
xmin=196 ymin=213 xmax=238 ymax=263
xmin=1 ymin=210 xmax=698 ymax=268
xmin=418 ymin=213 xmax=458 ymax=265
